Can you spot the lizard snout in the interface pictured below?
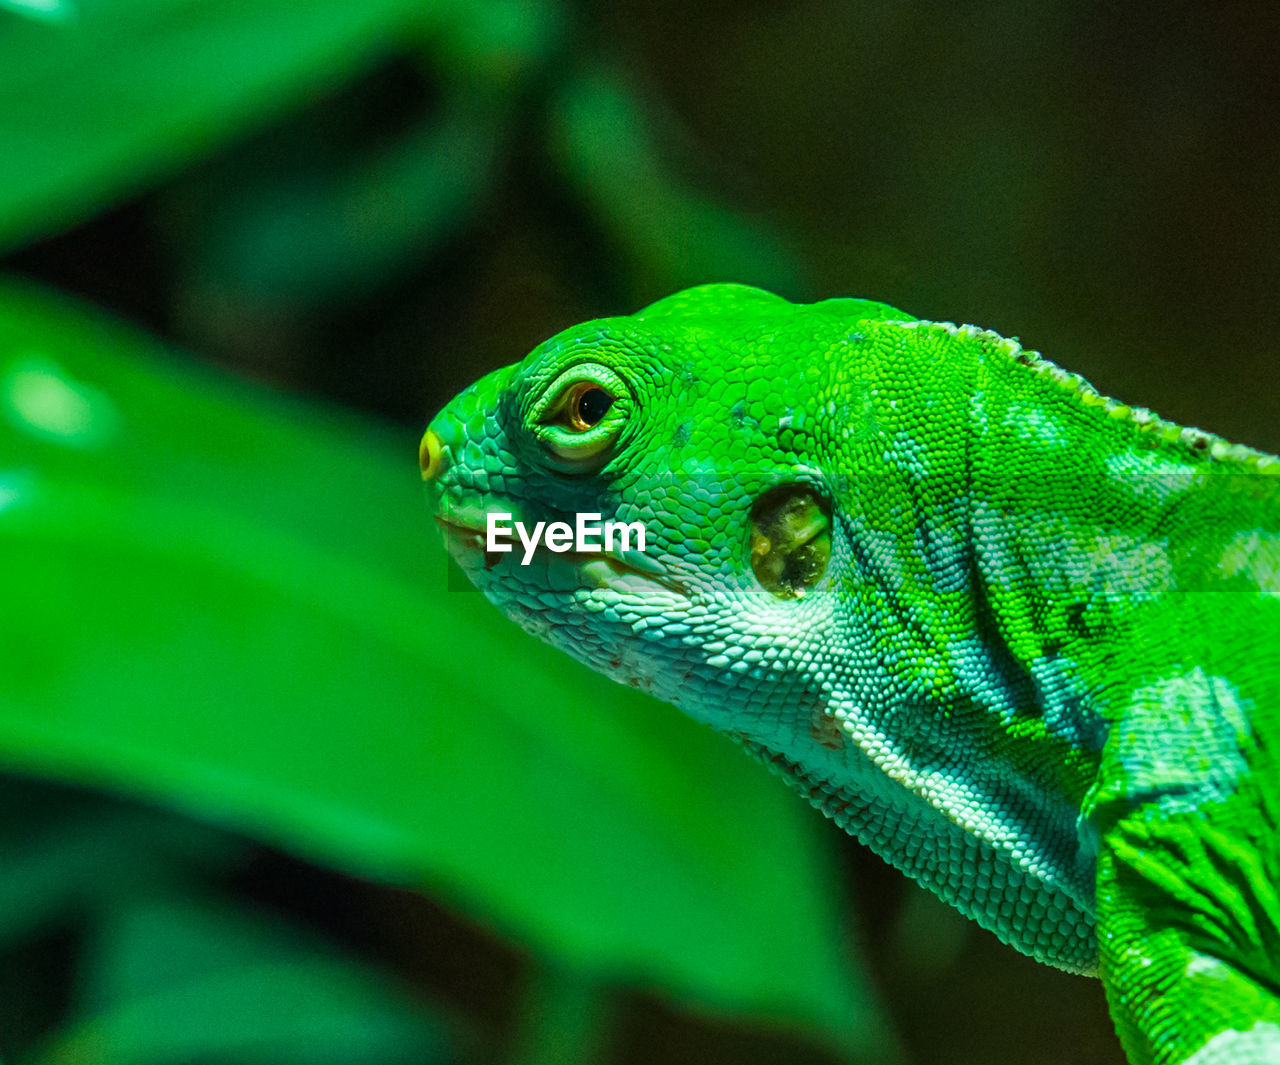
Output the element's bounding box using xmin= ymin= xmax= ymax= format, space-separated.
xmin=419 ymin=428 xmax=443 ymax=481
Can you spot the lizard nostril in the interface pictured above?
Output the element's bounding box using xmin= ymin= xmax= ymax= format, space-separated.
xmin=419 ymin=429 xmax=443 ymax=481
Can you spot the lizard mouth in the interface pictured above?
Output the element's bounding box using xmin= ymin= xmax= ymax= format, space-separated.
xmin=435 ymin=517 xmax=504 ymax=569
xmin=434 ymin=516 xmax=686 ymax=595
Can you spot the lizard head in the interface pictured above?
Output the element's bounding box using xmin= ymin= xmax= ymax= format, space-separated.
xmin=420 ymin=283 xmax=909 ymax=723
xmin=421 ymin=283 xmax=1103 ymax=973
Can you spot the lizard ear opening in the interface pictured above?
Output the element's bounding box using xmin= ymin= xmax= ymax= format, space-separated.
xmin=748 ymin=486 xmax=831 ymax=599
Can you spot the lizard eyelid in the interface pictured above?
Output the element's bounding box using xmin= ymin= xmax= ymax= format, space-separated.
xmin=530 ymin=363 xmax=629 ymax=465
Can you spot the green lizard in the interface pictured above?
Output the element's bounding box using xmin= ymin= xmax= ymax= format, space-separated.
xmin=419 ymin=284 xmax=1280 ymax=1064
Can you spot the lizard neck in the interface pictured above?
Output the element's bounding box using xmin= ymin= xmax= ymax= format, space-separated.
xmin=969 ymin=335 xmax=1280 ymax=776
xmin=802 ymin=318 xmax=1278 ymax=966
xmin=765 ymin=322 xmax=1108 ymax=968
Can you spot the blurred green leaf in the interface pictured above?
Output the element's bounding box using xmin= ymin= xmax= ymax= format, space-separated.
xmin=423 ymin=0 xmax=564 ymax=92
xmin=167 ymin=0 xmax=570 ymax=315
xmin=0 ymin=0 xmax=75 ymax=25
xmin=0 ymin=788 xmax=246 ymax=947
xmin=551 ymin=66 xmax=803 ymax=298
xmin=172 ymin=106 xmax=503 ymax=310
xmin=0 ymin=280 xmax=892 ymax=1054
xmin=25 ymin=895 xmax=454 ymax=1065
xmin=0 ymin=0 xmax=432 ymax=252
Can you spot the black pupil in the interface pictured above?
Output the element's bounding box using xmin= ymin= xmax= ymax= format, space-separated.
xmin=576 ymin=387 xmax=613 ymax=427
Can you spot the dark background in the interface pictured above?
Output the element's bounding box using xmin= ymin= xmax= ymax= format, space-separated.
xmin=3 ymin=2 xmax=1277 ymax=1063
xmin=13 ymin=3 xmax=1280 ymax=451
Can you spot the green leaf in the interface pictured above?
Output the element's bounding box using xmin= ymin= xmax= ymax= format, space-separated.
xmin=0 ymin=279 xmax=892 ymax=1054
xmin=171 ymin=107 xmax=504 ymax=310
xmin=0 ymin=0 xmax=76 ymax=25
xmin=550 ymin=65 xmax=804 ymax=298
xmin=26 ymin=895 xmax=454 ymax=1065
xmin=0 ymin=0 xmax=431 ymax=252
xmin=0 ymin=786 xmax=246 ymax=947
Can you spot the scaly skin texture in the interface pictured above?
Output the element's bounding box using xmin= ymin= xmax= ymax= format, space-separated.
xmin=420 ymin=285 xmax=1280 ymax=1064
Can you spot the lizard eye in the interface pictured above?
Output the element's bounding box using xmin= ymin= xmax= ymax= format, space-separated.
xmin=558 ymin=383 xmax=614 ymax=432
xmin=531 ymin=364 xmax=628 ymax=466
